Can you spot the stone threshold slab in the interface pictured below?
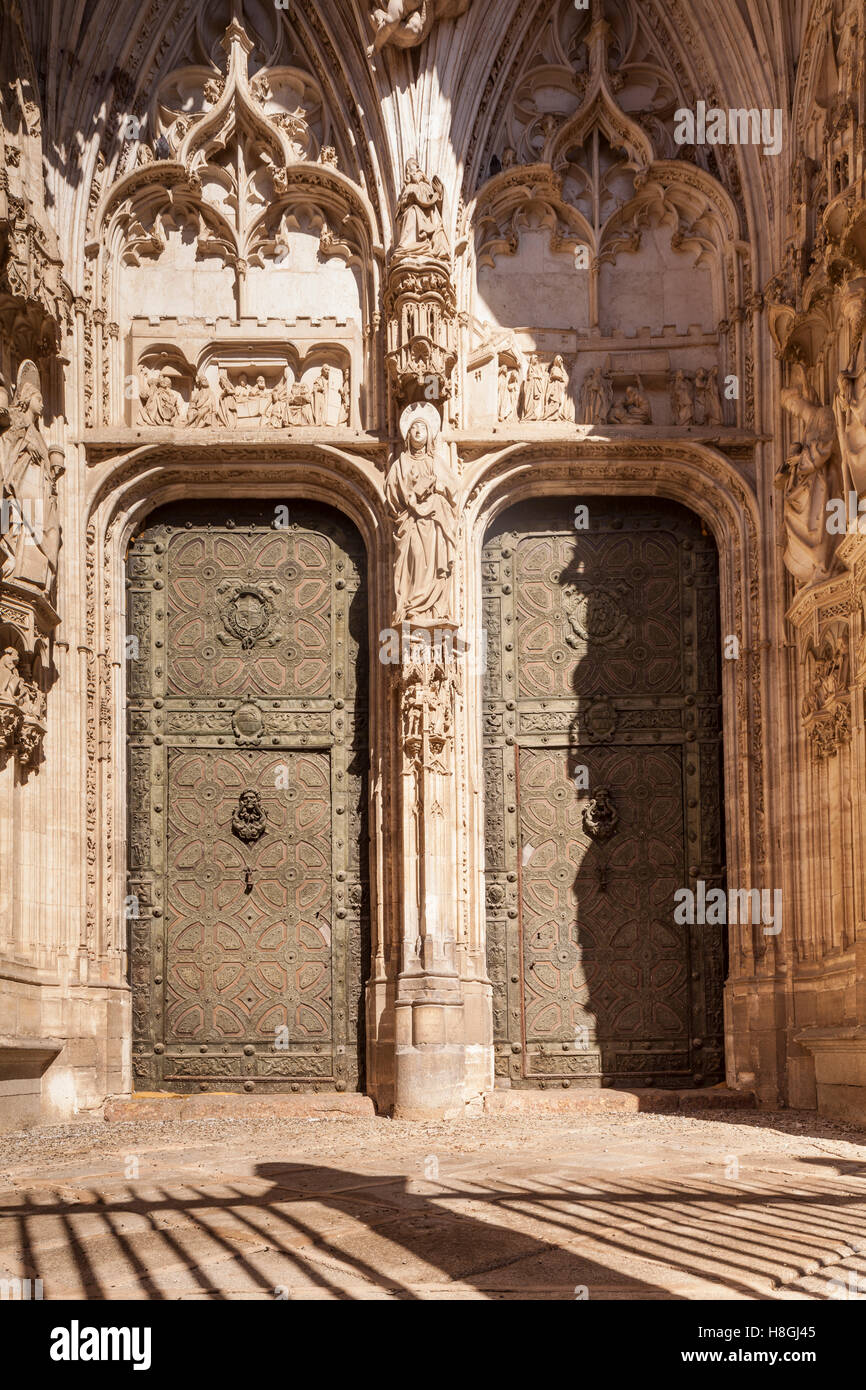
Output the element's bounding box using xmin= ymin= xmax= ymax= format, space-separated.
xmin=104 ymin=1093 xmax=376 ymax=1122
xmin=483 ymin=1087 xmax=756 ymax=1115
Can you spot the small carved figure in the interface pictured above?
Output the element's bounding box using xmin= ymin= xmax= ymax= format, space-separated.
xmin=311 ymin=366 xmax=331 ymax=425
xmin=186 ymin=371 xmax=217 ymax=429
xmin=18 ymin=679 xmax=46 ymax=721
xmin=502 ymin=146 xmax=517 ymax=169
xmin=522 ymin=355 xmax=546 ymax=421
xmin=138 ymin=369 xmax=181 ymax=426
xmin=579 ymin=367 xmax=613 ymax=425
xmin=217 ymin=370 xmax=238 ymax=428
xmin=497 ymin=363 xmax=520 ymax=422
xmin=543 ymin=355 xmax=572 ymax=422
xmin=232 ymin=788 xmax=267 ymax=843
xmin=670 ymin=370 xmax=695 ymax=426
xmin=338 ymin=373 xmax=350 ymax=426
xmin=611 ymin=381 xmax=652 ymax=424
xmin=695 ymin=365 xmax=724 ymax=426
xmin=264 ymin=369 xmax=290 ymax=428
xmin=287 ymin=382 xmax=315 ymax=426
xmin=0 ymin=647 xmax=22 ymax=700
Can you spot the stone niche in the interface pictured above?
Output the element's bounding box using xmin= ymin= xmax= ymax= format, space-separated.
xmin=127 ymin=316 xmax=358 ymax=430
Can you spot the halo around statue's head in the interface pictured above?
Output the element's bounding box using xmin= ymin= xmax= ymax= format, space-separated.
xmin=399 ymin=402 xmax=441 ymax=447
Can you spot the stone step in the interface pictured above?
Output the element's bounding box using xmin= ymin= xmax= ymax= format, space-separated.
xmin=104 ymin=1092 xmax=376 ymax=1122
xmin=483 ymin=1086 xmax=756 ymax=1115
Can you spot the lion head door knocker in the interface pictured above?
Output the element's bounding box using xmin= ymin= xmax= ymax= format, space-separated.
xmin=217 ymin=582 xmax=281 ymax=651
xmin=582 ymin=789 xmax=618 ymax=842
xmin=232 ymin=789 xmax=267 ymax=843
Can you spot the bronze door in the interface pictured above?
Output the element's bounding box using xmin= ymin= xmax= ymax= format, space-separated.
xmin=483 ymin=497 xmax=725 ymax=1089
xmin=127 ymin=501 xmax=369 ymax=1093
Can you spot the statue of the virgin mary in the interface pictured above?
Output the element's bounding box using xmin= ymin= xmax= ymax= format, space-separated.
xmin=385 ymin=403 xmax=459 ymax=625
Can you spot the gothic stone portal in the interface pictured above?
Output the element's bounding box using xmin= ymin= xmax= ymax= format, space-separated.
xmin=127 ymin=501 xmax=369 ymax=1093
xmin=483 ymin=497 xmax=725 ymax=1090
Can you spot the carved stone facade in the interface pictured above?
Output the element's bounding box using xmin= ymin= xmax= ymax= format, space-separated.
xmin=3 ymin=0 xmax=866 ymax=1128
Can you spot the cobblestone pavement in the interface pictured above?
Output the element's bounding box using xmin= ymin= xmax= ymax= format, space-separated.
xmin=2 ymin=1107 xmax=866 ymax=1300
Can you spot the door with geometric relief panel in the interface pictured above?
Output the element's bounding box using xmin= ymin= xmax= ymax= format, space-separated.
xmin=126 ymin=500 xmax=369 ymax=1093
xmin=483 ymin=497 xmax=725 ymax=1090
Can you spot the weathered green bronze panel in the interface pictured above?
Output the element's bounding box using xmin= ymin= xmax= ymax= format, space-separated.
xmin=127 ymin=501 xmax=369 ymax=1092
xmin=483 ymin=497 xmax=724 ymax=1089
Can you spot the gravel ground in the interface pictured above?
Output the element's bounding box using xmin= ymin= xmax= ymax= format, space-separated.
xmin=2 ymin=1106 xmax=865 ymax=1176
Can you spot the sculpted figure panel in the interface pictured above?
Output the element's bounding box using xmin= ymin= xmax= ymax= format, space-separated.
xmin=385 ymin=404 xmax=459 ymax=626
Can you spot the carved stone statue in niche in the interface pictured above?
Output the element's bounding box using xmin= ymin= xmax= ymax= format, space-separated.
xmin=543 ymin=355 xmax=573 ymax=422
xmin=778 ymin=363 xmax=839 ymax=585
xmin=339 ymin=373 xmax=350 ymax=425
xmin=311 ymin=366 xmax=330 ymax=425
xmin=392 ymin=160 xmax=450 ymax=265
xmin=834 ymin=285 xmax=866 ymax=497
xmin=138 ymin=369 xmax=181 ymax=426
xmin=498 ymin=363 xmax=519 ymax=422
xmin=671 ymin=370 xmax=695 ymax=426
xmin=522 ymin=355 xmax=546 ymax=421
xmin=186 ymin=372 xmax=218 ymax=429
xmin=695 ymin=366 xmax=724 ymax=426
xmin=385 ymin=403 xmax=459 ymax=626
xmin=611 ymin=381 xmax=652 ymax=424
xmin=580 ymin=367 xmax=613 ymax=426
xmin=1 ymin=361 xmax=63 ymax=595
